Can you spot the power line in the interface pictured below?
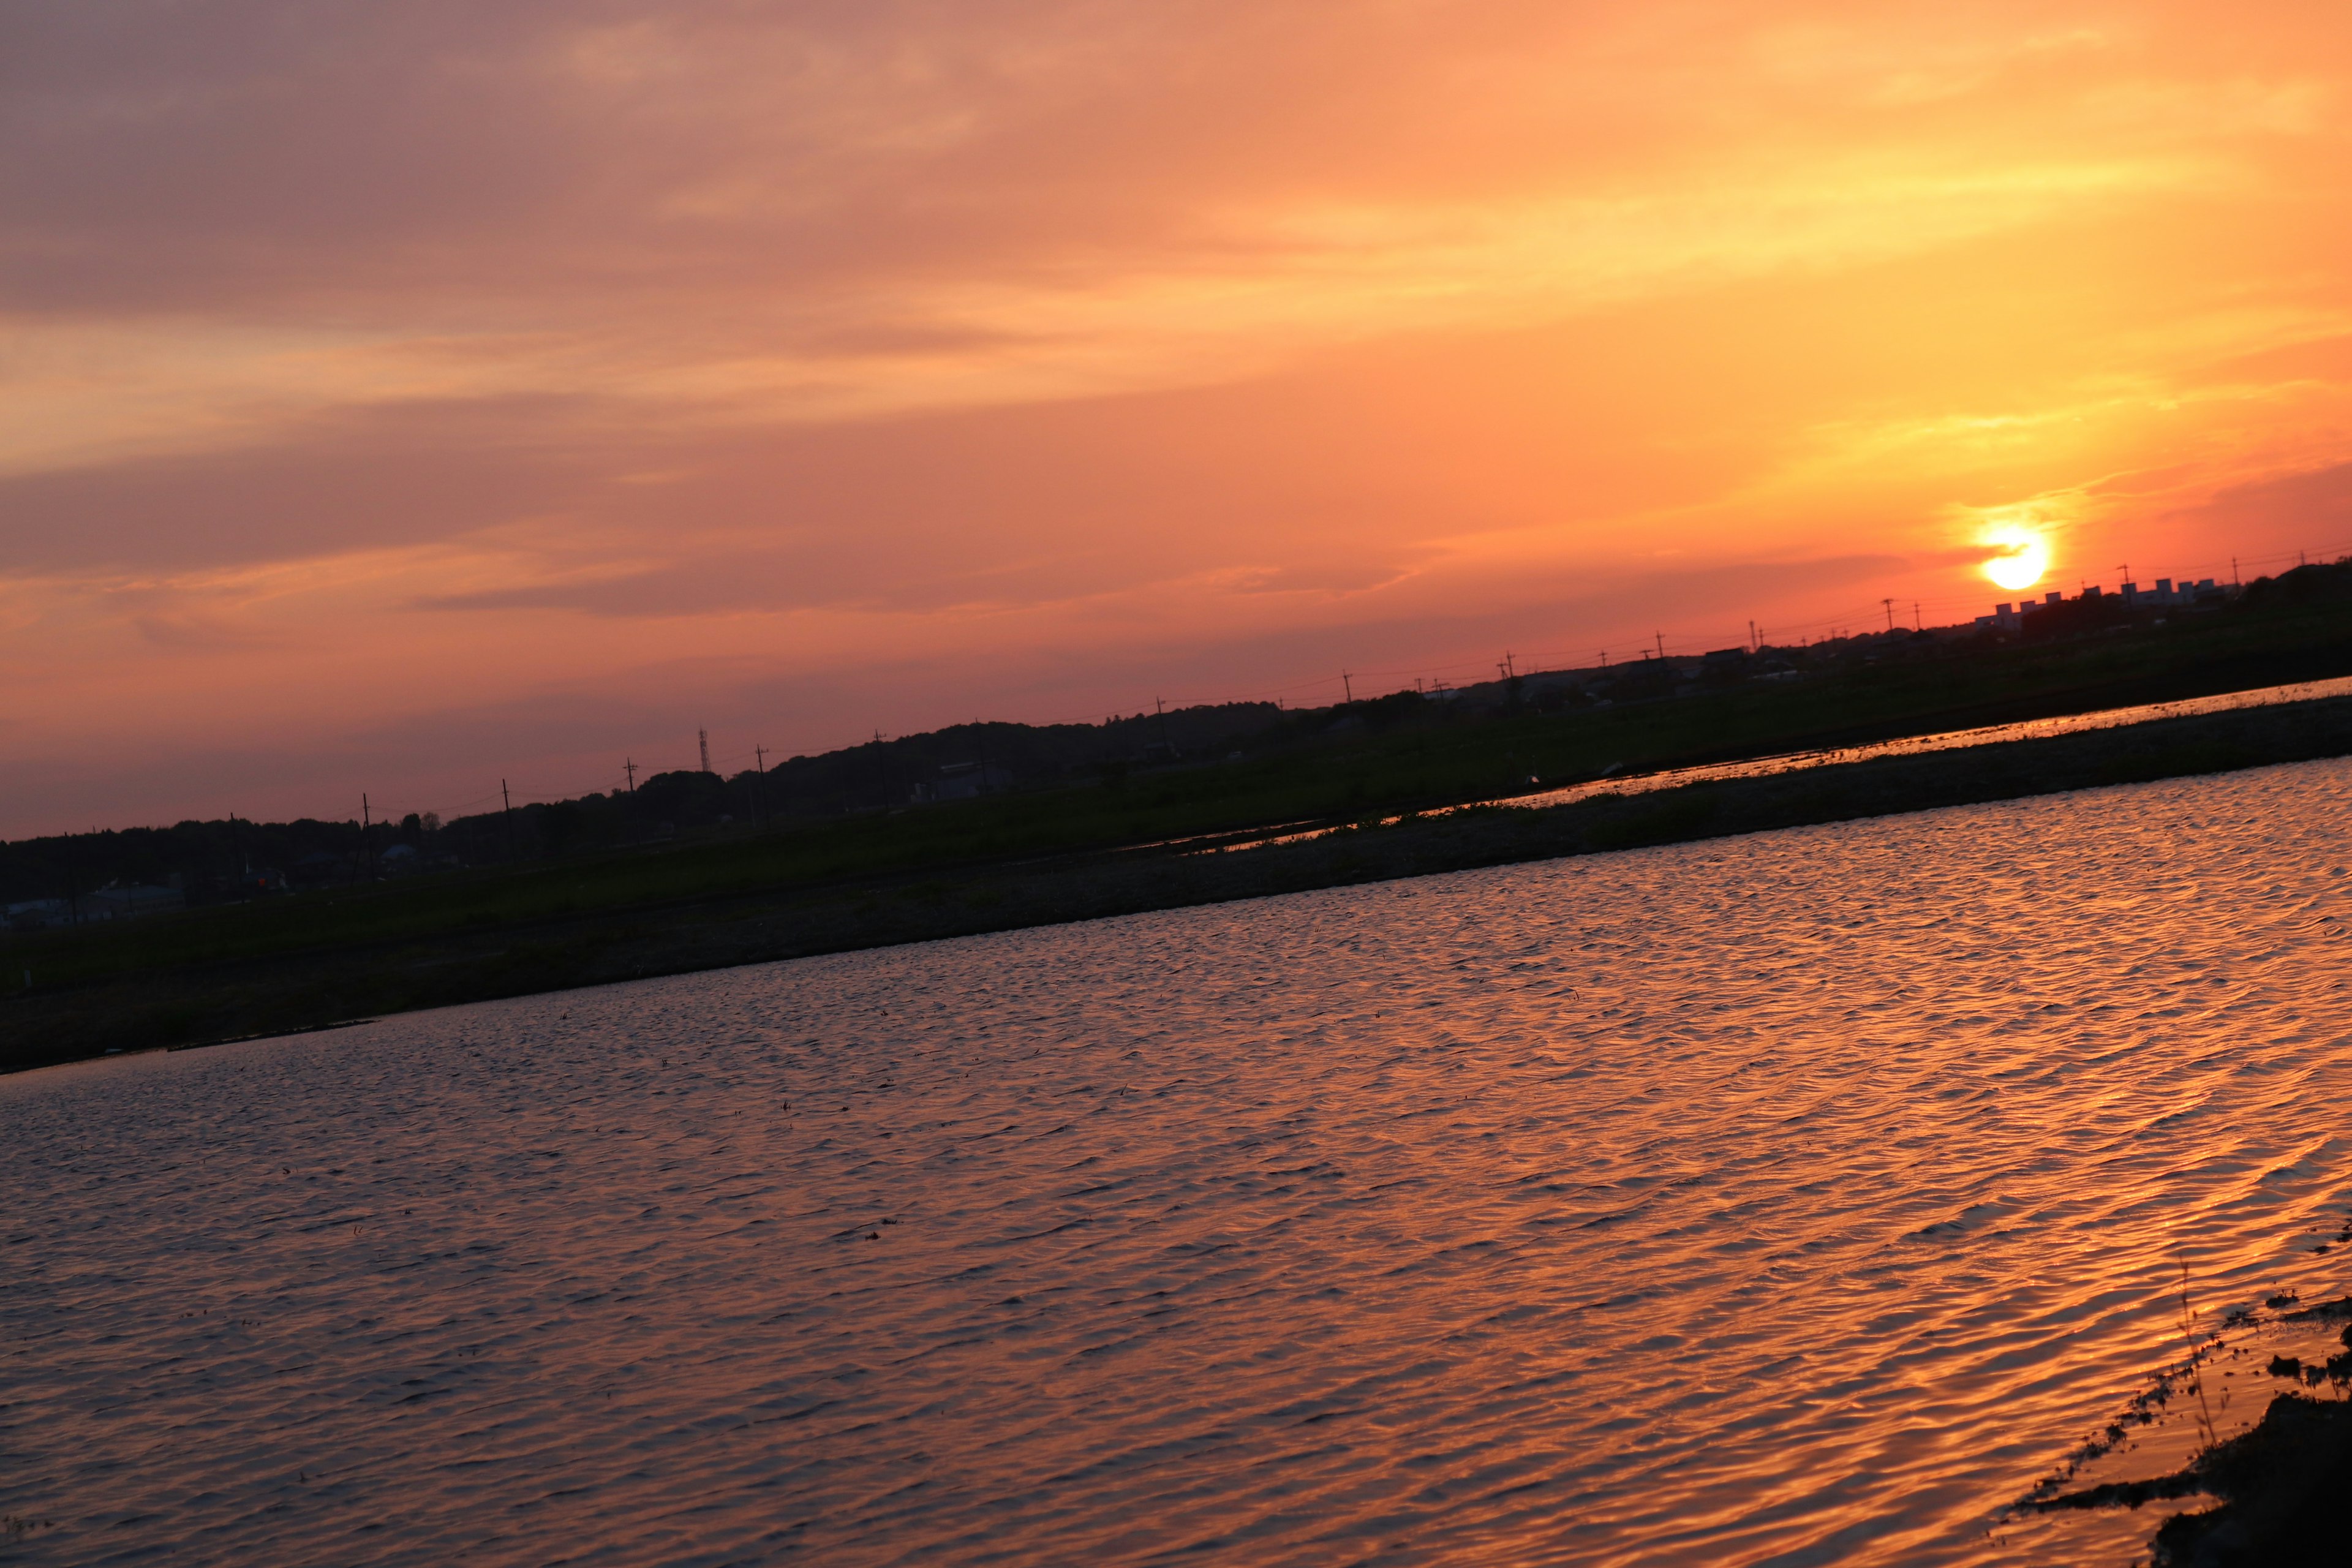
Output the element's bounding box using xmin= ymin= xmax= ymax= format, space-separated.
xmin=141 ymin=535 xmax=2352 ymax=842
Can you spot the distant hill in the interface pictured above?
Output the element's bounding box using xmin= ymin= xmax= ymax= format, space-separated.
xmin=0 ymin=699 xmax=1290 ymax=907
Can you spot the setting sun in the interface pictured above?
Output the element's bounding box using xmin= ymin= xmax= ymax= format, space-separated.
xmin=1981 ymin=525 xmax=2050 ymax=594
xmin=21 ymin=10 xmax=2352 ymax=1567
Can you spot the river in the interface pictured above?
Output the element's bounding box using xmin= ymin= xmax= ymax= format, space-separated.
xmin=7 ymin=757 xmax=2351 ymax=1565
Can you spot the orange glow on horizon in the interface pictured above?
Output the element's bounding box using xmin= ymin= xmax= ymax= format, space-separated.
xmin=6 ymin=4 xmax=2352 ymax=833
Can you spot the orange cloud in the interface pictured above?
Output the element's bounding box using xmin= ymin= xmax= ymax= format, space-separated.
xmin=4 ymin=1 xmax=2352 ymax=831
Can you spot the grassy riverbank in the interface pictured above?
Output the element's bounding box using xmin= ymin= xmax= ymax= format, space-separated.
xmin=9 ymin=688 xmax=2352 ymax=1074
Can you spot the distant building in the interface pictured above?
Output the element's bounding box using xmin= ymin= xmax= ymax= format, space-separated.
xmin=910 ymin=760 xmax=1015 ymax=804
xmin=1978 ymin=592 xmax=2062 ymax=628
xmin=1698 ymin=647 xmax=1750 ymax=682
xmin=1973 ymin=576 xmax=2223 ymax=626
xmin=81 ymin=884 xmax=184 ymax=921
xmin=6 ymin=885 xmax=183 ymax=929
xmin=2111 ymin=576 xmax=2226 ymax=609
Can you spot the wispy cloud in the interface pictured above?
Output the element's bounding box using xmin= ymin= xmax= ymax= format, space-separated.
xmin=4 ymin=0 xmax=2352 ymax=831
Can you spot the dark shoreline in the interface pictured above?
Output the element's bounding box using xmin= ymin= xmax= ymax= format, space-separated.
xmin=10 ymin=692 xmax=2352 ymax=1074
xmin=2022 ymin=1293 xmax=2352 ymax=1566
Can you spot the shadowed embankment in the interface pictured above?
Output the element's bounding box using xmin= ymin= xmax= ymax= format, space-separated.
xmin=7 ymin=693 xmax=2352 ymax=1073
xmin=2145 ymin=1390 xmax=2352 ymax=1565
xmin=2024 ymin=1295 xmax=2352 ymax=1566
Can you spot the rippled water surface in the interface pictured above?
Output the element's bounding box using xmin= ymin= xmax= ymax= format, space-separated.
xmin=9 ymin=760 xmax=2352 ymax=1566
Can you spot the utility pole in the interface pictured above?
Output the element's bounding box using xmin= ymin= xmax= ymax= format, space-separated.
xmin=753 ymin=745 xmax=768 ymax=827
xmin=1154 ymin=696 xmax=1173 ymax=755
xmin=361 ymin=793 xmax=375 ymax=883
xmin=1882 ymin=598 xmax=1895 ymax=631
xmin=973 ymin=719 xmax=1000 ymax=796
xmin=2232 ymin=557 xmax=2240 ymax=586
xmin=501 ymin=779 xmax=514 ymax=861
xmin=1654 ymin=631 xmax=1665 ymax=662
xmin=624 ymin=759 xmax=636 ymax=793
xmin=699 ymin=728 xmax=711 ymax=775
xmin=1341 ymin=671 xmax=1354 ymax=703
xmin=1913 ymin=601 xmax=1922 ymax=631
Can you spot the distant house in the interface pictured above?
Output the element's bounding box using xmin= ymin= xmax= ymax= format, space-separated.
xmin=911 ymin=761 xmax=1015 ymax=805
xmin=6 ymin=885 xmax=183 ymax=929
xmin=1698 ymin=647 xmax=1750 ymax=683
xmin=81 ymin=884 xmax=184 ymax=921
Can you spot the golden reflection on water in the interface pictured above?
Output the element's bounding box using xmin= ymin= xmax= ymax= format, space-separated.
xmin=6 ymin=758 xmax=2352 ymax=1565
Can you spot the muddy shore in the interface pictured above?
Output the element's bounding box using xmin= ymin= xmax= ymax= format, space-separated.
xmin=2026 ymin=1292 xmax=2352 ymax=1566
xmin=9 ymin=692 xmax=2352 ymax=1074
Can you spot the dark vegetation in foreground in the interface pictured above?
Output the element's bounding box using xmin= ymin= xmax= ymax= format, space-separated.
xmin=8 ymin=683 xmax=2352 ymax=1074
xmin=2025 ymin=1292 xmax=2352 ymax=1566
xmin=2148 ymin=1390 xmax=2352 ymax=1565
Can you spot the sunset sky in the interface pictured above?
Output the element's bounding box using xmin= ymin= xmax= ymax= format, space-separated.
xmin=7 ymin=1 xmax=2352 ymax=835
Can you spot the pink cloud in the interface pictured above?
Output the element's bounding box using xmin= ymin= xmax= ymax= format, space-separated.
xmin=5 ymin=0 xmax=2352 ymax=833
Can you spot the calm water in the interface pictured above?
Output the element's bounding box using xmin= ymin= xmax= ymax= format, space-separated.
xmin=8 ymin=760 xmax=2352 ymax=1566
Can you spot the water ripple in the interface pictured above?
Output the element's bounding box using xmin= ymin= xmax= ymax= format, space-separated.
xmin=7 ymin=761 xmax=2352 ymax=1564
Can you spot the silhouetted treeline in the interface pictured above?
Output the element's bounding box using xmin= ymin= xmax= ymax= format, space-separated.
xmin=0 ymin=812 xmax=440 ymax=910
xmin=2237 ymin=559 xmax=2352 ymax=611
xmin=7 ymin=564 xmax=2343 ymax=907
xmin=0 ymin=702 xmax=1287 ymax=902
